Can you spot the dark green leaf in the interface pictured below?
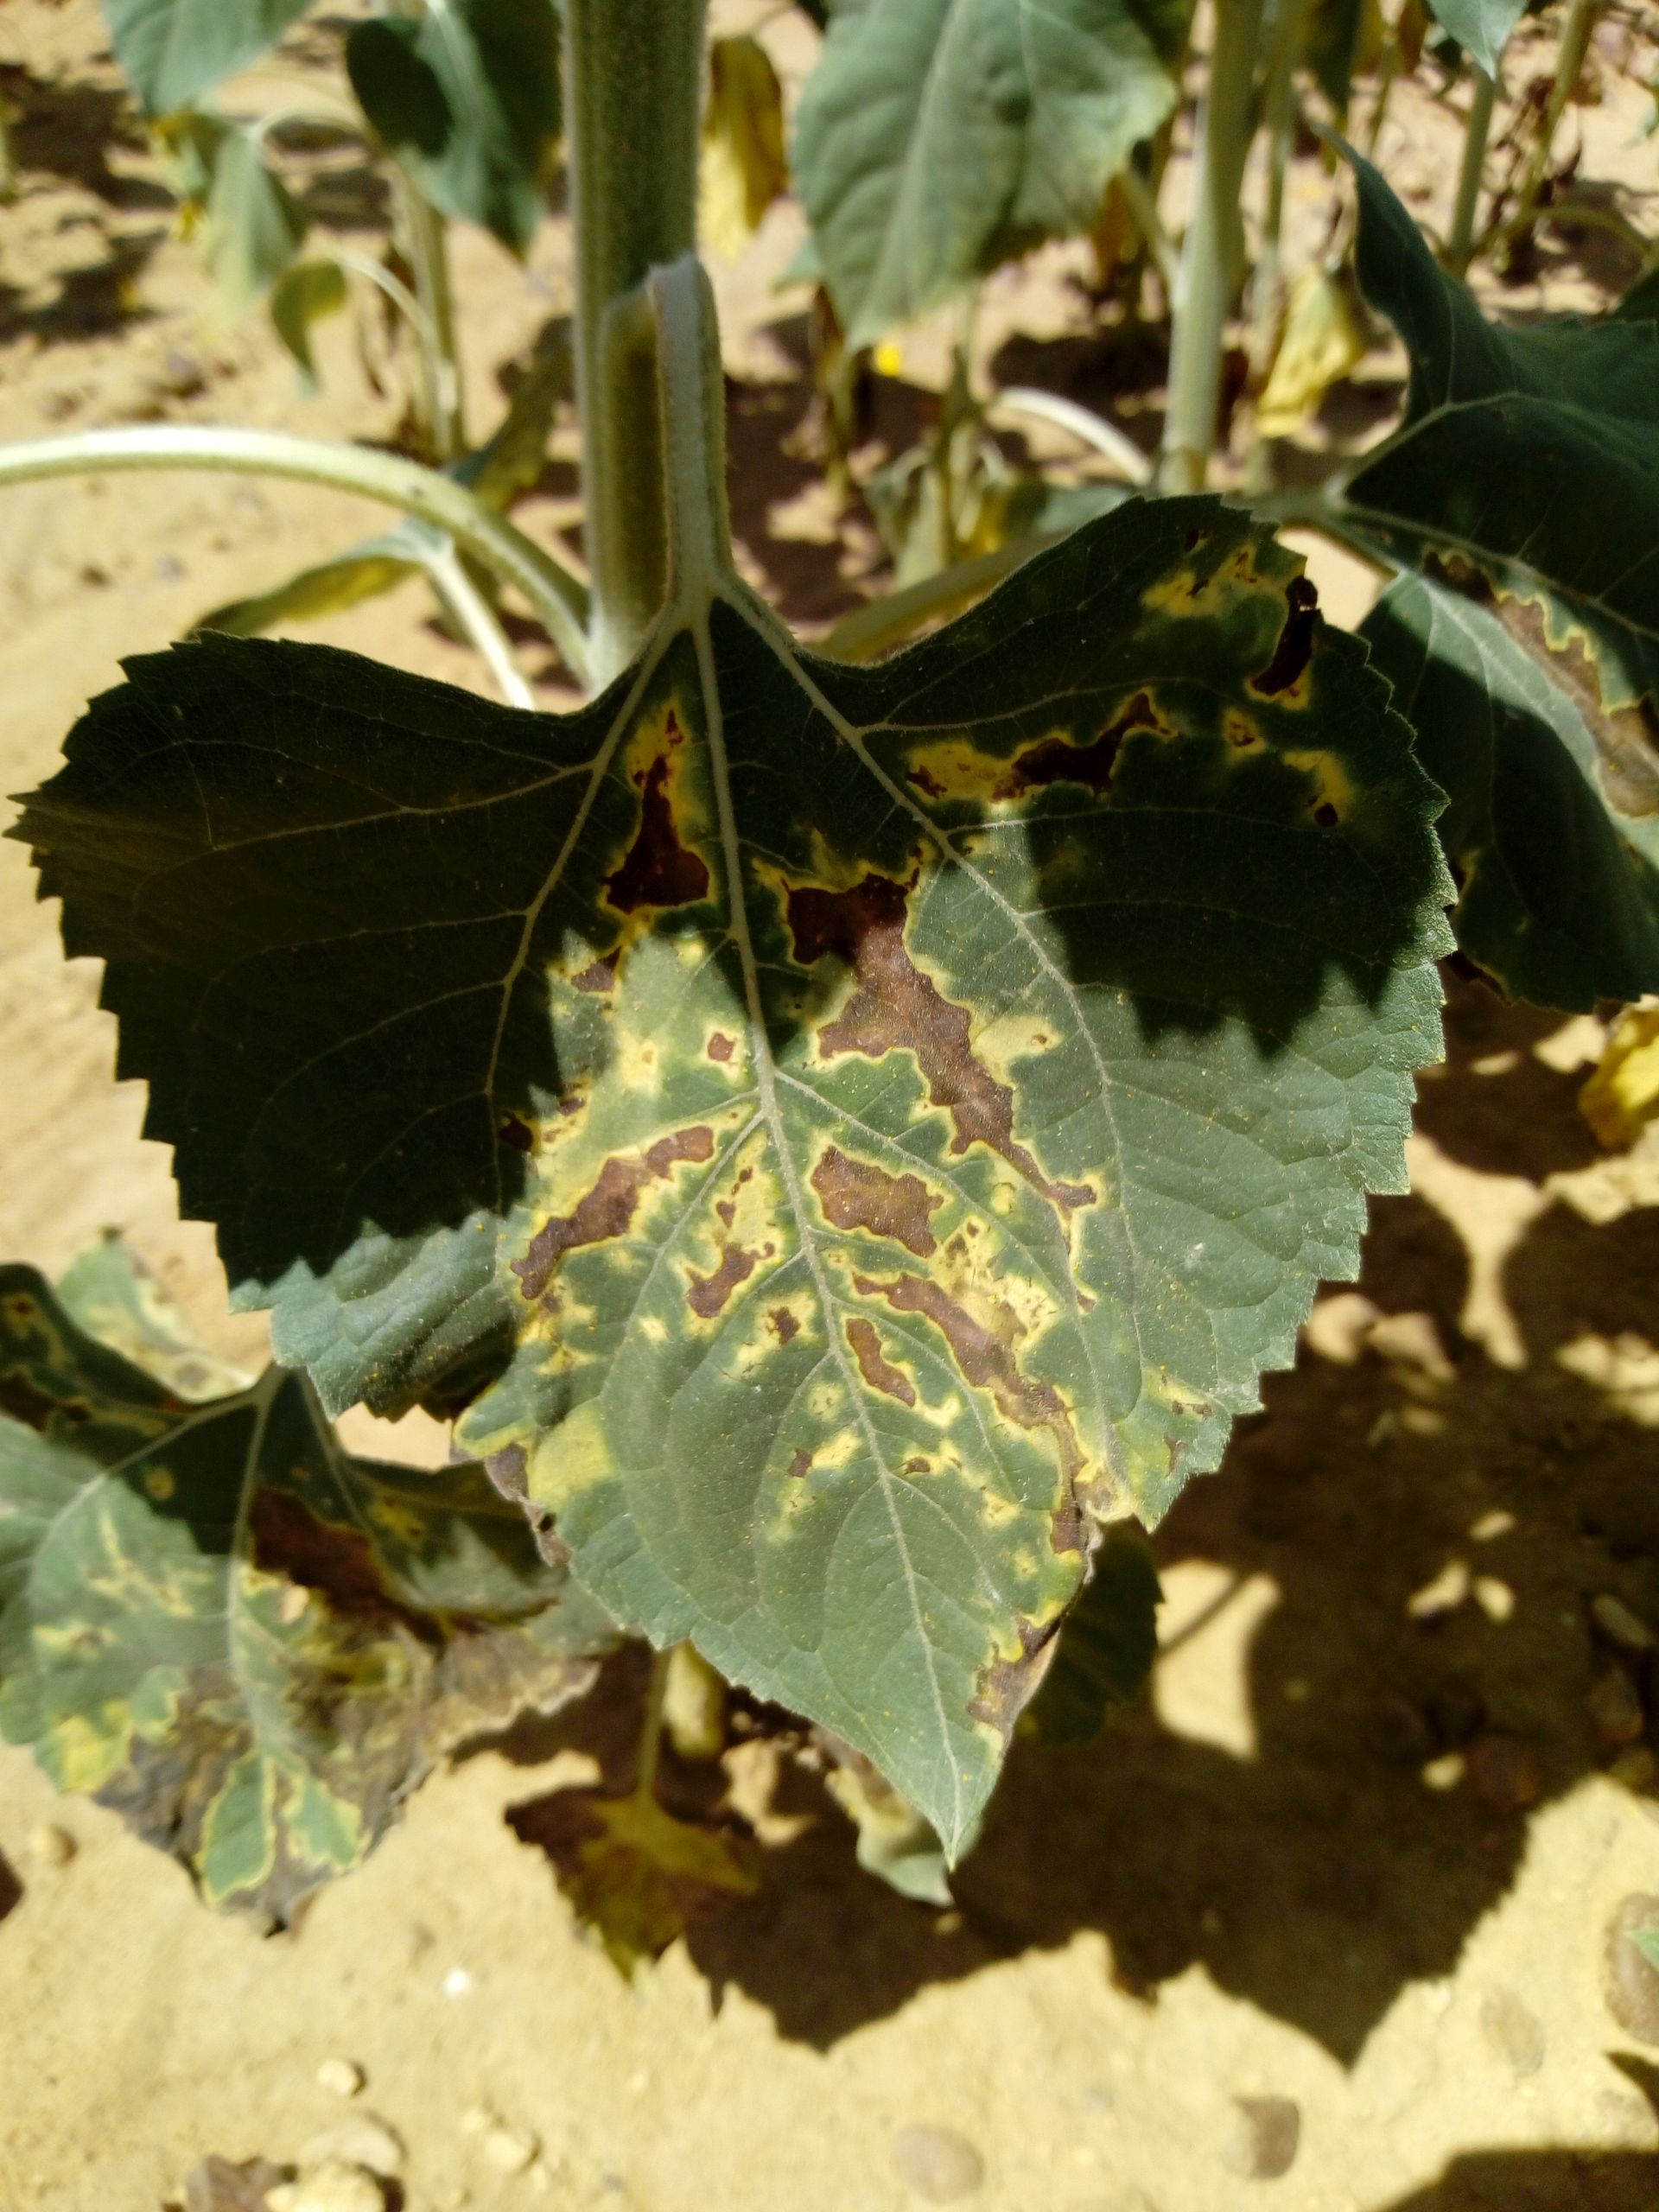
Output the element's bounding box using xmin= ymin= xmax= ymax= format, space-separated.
xmin=1338 ymin=144 xmax=1659 ymax=736
xmin=346 ymin=0 xmax=561 ymax=256
xmin=793 ymin=0 xmax=1190 ymax=346
xmin=1362 ymin=573 xmax=1659 ymax=1009
xmin=103 ymin=0 xmax=315 ymax=117
xmin=1023 ymin=1523 xmax=1160 ymax=1743
xmin=0 ymin=1263 xmax=612 ymax=1918
xmin=1423 ymin=0 xmax=1526 ymax=74
xmin=270 ymin=257 xmax=347 ymax=387
xmin=1615 ymin=263 xmax=1659 ymax=326
xmin=17 ymin=496 xmax=1449 ymax=1851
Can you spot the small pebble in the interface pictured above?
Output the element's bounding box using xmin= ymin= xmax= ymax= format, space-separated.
xmin=299 ymin=2116 xmax=404 ymax=2178
xmin=1222 ymin=2096 xmax=1300 ymax=2181
xmin=481 ymin=2125 xmax=539 ymax=2175
xmin=459 ymin=2105 xmax=495 ymax=2136
xmin=1588 ymin=1664 xmax=1646 ymax=1749
xmin=27 ymin=1824 xmax=76 ymax=1868
xmin=442 ymin=1966 xmax=474 ymax=1999
xmin=1604 ymin=1894 xmax=1659 ymax=2043
xmin=1478 ymin=1986 xmax=1546 ymax=2076
xmin=268 ymin=2163 xmax=386 ymax=2212
xmin=1592 ymin=1595 xmax=1656 ymax=1656
xmin=315 ymin=2058 xmax=365 ymax=2100
xmin=890 ymin=2122 xmax=985 ymax=2202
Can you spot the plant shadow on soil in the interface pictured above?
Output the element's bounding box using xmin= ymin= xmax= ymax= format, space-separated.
xmin=504 ymin=971 xmax=1659 ymax=2139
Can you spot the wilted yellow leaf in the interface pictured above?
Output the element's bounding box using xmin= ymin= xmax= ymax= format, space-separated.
xmin=699 ymin=35 xmax=788 ymax=260
xmin=1581 ymin=1004 xmax=1659 ymax=1147
xmin=1257 ymin=266 xmax=1368 ymax=441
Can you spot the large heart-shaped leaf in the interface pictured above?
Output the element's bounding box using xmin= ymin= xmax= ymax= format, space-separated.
xmin=16 ymin=495 xmax=1448 ymax=1851
xmin=346 ymin=0 xmax=562 ymax=256
xmin=0 ymin=1262 xmax=613 ymax=1918
xmin=1331 ymin=149 xmax=1659 ymax=1007
xmin=1337 ymin=146 xmax=1659 ymax=729
xmin=103 ymin=0 xmax=315 ymax=117
xmin=1362 ymin=574 xmax=1659 ymax=1009
xmin=792 ymin=0 xmax=1190 ymax=346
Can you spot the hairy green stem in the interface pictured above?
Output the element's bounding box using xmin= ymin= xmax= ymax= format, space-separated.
xmin=1446 ymin=65 xmax=1496 ymax=275
xmin=1160 ymin=0 xmax=1267 ymax=493
xmin=567 ymin=0 xmax=708 ymax=681
xmin=646 ymin=255 xmax=736 ymax=602
xmin=0 ymin=425 xmax=591 ymax=682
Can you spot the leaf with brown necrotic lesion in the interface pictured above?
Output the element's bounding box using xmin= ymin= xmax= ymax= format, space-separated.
xmin=0 ymin=1257 xmax=613 ymax=1918
xmin=15 ymin=494 xmax=1448 ymax=1850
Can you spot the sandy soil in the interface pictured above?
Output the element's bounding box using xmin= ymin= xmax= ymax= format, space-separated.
xmin=3 ymin=6 xmax=1659 ymax=2208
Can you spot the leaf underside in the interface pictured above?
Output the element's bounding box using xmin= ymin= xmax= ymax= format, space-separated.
xmin=16 ymin=495 xmax=1448 ymax=1851
xmin=1422 ymin=0 xmax=1526 ymax=75
xmin=103 ymin=0 xmax=315 ymax=116
xmin=792 ymin=0 xmax=1189 ymax=346
xmin=0 ymin=1260 xmax=612 ymax=1918
xmin=1337 ymin=149 xmax=1659 ymax=1007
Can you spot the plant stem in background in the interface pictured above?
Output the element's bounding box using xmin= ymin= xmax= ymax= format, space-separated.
xmin=423 ymin=540 xmax=537 ymax=706
xmin=397 ymin=174 xmax=467 ymax=461
xmin=1251 ymin=0 xmax=1312 ymax=378
xmin=989 ymin=387 xmax=1153 ymax=485
xmin=1160 ymin=0 xmax=1267 ymax=493
xmin=0 ymin=424 xmax=591 ymax=681
xmin=1446 ymin=66 xmax=1497 ymax=274
xmin=1497 ymin=0 xmax=1601 ymax=269
xmin=634 ymin=1647 xmax=674 ymax=1805
xmin=566 ymin=0 xmax=708 ymax=682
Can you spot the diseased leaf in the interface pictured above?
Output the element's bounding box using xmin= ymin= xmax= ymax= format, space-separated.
xmin=507 ymin=1784 xmax=758 ymax=1973
xmin=1023 ymin=1523 xmax=1160 ymax=1744
xmin=1338 ymin=145 xmax=1659 ymax=740
xmin=1362 ymin=573 xmax=1659 ymax=1009
xmin=197 ymin=540 xmax=422 ymax=640
xmin=823 ymin=1742 xmax=957 ymax=1904
xmin=55 ymin=1231 xmax=251 ymax=1401
xmin=346 ymin=0 xmax=561 ymax=256
xmin=0 ymin=1265 xmax=613 ymax=1918
xmin=793 ymin=0 xmax=1190 ymax=345
xmin=1423 ymin=0 xmax=1526 ymax=75
xmin=17 ymin=495 xmax=1448 ymax=1851
xmin=1255 ymin=265 xmax=1368 ymax=442
xmin=701 ymin=35 xmax=789 ymax=259
xmin=103 ymin=0 xmax=315 ymax=117
xmin=270 ymin=257 xmax=347 ymax=388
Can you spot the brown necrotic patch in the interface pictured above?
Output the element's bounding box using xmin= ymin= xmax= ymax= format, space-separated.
xmin=787 ymin=1446 xmax=813 ymax=1479
xmin=707 ymin=1032 xmax=736 ymax=1063
xmin=1004 ymin=691 xmax=1169 ymax=797
xmin=687 ymin=1243 xmax=760 ymax=1319
xmin=1249 ymin=574 xmax=1319 ymax=699
xmin=785 ymin=872 xmax=1093 ymax=1221
xmin=603 ymin=714 xmax=711 ymax=914
xmin=853 ymin=1270 xmax=1086 ymax=1508
xmin=769 ymin=1306 xmax=800 ymax=1344
xmin=810 ymin=1144 xmax=941 ymax=1257
xmin=969 ymin=1614 xmax=1062 ymax=1740
xmin=512 ymin=1126 xmax=716 ymax=1301
xmin=570 ymin=953 xmax=618 ymax=995
xmin=249 ymin=1490 xmax=426 ymax=1633
xmin=844 ymin=1317 xmax=916 ymax=1406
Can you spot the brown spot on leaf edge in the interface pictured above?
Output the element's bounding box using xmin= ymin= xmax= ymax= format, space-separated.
xmin=969 ymin=1614 xmax=1063 ymax=1741
xmin=1249 ymin=575 xmax=1319 ymax=698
